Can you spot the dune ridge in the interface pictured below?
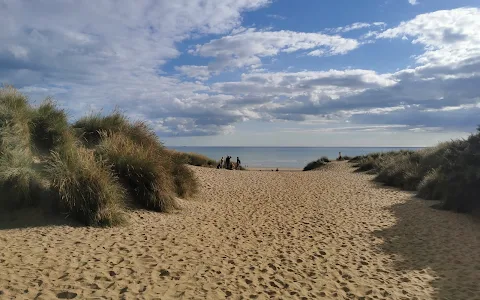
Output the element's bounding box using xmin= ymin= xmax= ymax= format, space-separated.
xmin=1 ymin=162 xmax=479 ymax=299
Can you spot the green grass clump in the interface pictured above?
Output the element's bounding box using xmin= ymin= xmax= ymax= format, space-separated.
xmin=172 ymin=163 xmax=198 ymax=198
xmin=169 ymin=150 xmax=217 ymax=167
xmin=303 ymin=156 xmax=330 ymax=171
xmin=97 ymin=132 xmax=177 ymax=212
xmin=353 ymin=132 xmax=480 ymax=214
xmin=0 ymin=86 xmax=39 ymax=208
xmin=30 ymin=99 xmax=69 ymax=152
xmin=73 ymin=112 xmax=164 ymax=150
xmin=0 ymin=87 xmax=200 ymax=226
xmin=46 ymin=141 xmax=126 ymax=226
xmin=72 ymin=111 xmax=129 ymax=146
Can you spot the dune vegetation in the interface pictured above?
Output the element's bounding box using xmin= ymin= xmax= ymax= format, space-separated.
xmin=0 ymin=86 xmax=199 ymax=226
xmin=167 ymin=150 xmax=217 ymax=167
xmin=303 ymin=156 xmax=331 ymax=171
xmin=350 ymin=129 xmax=480 ymax=214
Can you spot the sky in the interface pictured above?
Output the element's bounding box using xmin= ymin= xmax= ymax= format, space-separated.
xmin=1 ymin=0 xmax=480 ymax=146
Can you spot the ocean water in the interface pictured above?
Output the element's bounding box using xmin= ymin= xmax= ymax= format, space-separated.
xmin=168 ymin=147 xmax=422 ymax=169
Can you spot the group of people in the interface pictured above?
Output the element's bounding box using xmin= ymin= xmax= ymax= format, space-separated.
xmin=217 ymin=156 xmax=241 ymax=170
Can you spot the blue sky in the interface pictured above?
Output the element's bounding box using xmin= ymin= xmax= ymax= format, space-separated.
xmin=1 ymin=0 xmax=480 ymax=146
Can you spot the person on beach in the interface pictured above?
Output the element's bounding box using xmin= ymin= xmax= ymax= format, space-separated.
xmin=220 ymin=157 xmax=224 ymax=168
xmin=338 ymin=152 xmax=342 ymax=160
xmin=225 ymin=156 xmax=231 ymax=169
xmin=236 ymin=157 xmax=241 ymax=170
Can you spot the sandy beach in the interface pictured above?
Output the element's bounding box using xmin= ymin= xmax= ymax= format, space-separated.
xmin=1 ymin=162 xmax=479 ymax=299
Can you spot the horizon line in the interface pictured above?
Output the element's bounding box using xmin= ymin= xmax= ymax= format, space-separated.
xmin=165 ymin=145 xmax=426 ymax=148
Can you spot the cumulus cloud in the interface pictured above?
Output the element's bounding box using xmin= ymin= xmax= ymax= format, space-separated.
xmin=190 ymin=28 xmax=359 ymax=71
xmin=175 ymin=65 xmax=212 ymax=80
xmin=0 ymin=0 xmax=270 ymax=134
xmin=214 ymin=69 xmax=396 ymax=98
xmin=408 ymin=0 xmax=418 ymax=5
xmin=377 ymin=7 xmax=480 ymax=72
xmin=209 ymin=8 xmax=480 ymax=130
xmin=1 ymin=3 xmax=479 ymax=137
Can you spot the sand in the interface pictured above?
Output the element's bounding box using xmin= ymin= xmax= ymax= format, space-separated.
xmin=1 ymin=162 xmax=479 ymax=299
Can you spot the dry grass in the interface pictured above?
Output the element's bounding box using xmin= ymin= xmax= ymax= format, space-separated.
xmin=168 ymin=150 xmax=217 ymax=167
xmin=30 ymin=98 xmax=70 ymax=152
xmin=47 ymin=142 xmax=127 ymax=226
xmin=0 ymin=87 xmax=200 ymax=226
xmin=96 ymin=132 xmax=177 ymax=212
xmin=303 ymin=156 xmax=330 ymax=171
xmin=0 ymin=86 xmax=39 ymax=208
xmin=172 ymin=163 xmax=198 ymax=198
xmin=353 ymin=133 xmax=480 ymax=213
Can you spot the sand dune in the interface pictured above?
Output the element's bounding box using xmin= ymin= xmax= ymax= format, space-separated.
xmin=1 ymin=162 xmax=479 ymax=299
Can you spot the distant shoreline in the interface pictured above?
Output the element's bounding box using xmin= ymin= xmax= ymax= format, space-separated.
xmin=167 ymin=146 xmax=426 ymax=148
xmin=246 ymin=167 xmax=302 ymax=171
xmin=168 ymin=146 xmax=423 ymax=169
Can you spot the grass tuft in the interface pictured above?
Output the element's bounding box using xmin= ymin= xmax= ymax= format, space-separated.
xmin=172 ymin=163 xmax=198 ymax=198
xmin=30 ymin=98 xmax=69 ymax=152
xmin=46 ymin=141 xmax=127 ymax=226
xmin=169 ymin=150 xmax=217 ymax=167
xmin=96 ymin=132 xmax=177 ymax=212
xmin=73 ymin=111 xmax=129 ymax=146
xmin=303 ymin=156 xmax=330 ymax=171
xmin=352 ymin=132 xmax=480 ymax=214
xmin=0 ymin=86 xmax=38 ymax=208
xmin=0 ymin=87 xmax=200 ymax=225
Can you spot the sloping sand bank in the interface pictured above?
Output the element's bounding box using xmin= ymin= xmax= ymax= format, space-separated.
xmin=1 ymin=162 xmax=479 ymax=299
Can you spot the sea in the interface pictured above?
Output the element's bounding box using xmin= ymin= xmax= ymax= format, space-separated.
xmin=167 ymin=147 xmax=422 ymax=169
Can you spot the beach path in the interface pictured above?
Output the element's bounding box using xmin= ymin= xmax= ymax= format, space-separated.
xmin=1 ymin=162 xmax=479 ymax=299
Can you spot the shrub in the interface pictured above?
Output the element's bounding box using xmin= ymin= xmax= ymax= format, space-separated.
xmin=30 ymin=99 xmax=69 ymax=152
xmin=303 ymin=156 xmax=330 ymax=171
xmin=96 ymin=132 xmax=177 ymax=212
xmin=46 ymin=141 xmax=126 ymax=226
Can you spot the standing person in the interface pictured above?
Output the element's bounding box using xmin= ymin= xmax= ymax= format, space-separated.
xmin=220 ymin=156 xmax=224 ymax=168
xmin=338 ymin=152 xmax=342 ymax=160
xmin=236 ymin=157 xmax=241 ymax=170
xmin=225 ymin=156 xmax=231 ymax=169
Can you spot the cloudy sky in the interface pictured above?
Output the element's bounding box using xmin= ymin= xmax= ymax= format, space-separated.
xmin=1 ymin=0 xmax=479 ymax=146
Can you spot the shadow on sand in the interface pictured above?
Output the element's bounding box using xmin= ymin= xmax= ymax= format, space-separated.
xmin=0 ymin=208 xmax=79 ymax=230
xmin=373 ymin=190 xmax=480 ymax=300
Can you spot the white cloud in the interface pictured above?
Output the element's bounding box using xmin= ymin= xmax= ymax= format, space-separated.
xmin=266 ymin=14 xmax=286 ymax=20
xmin=377 ymin=7 xmax=480 ymax=73
xmin=328 ymin=22 xmax=386 ymax=33
xmin=175 ymin=65 xmax=212 ymax=80
xmin=191 ymin=28 xmax=359 ymax=71
xmin=214 ymin=69 xmax=396 ymax=99
xmin=1 ymin=3 xmax=479 ymax=137
xmin=408 ymin=0 xmax=418 ymax=5
xmin=0 ymin=0 xmax=270 ymax=135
